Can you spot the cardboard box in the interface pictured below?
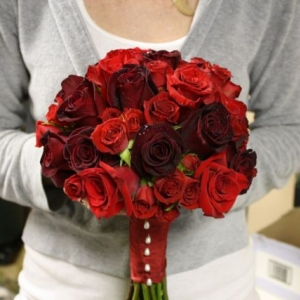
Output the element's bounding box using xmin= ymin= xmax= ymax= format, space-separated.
xmin=252 ymin=208 xmax=300 ymax=300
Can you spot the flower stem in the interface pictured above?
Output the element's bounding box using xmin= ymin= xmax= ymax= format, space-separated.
xmin=162 ymin=278 xmax=169 ymax=300
xmin=142 ymin=283 xmax=151 ymax=300
xmin=150 ymin=285 xmax=157 ymax=300
xmin=156 ymin=282 xmax=162 ymax=300
xmin=132 ymin=282 xmax=140 ymax=300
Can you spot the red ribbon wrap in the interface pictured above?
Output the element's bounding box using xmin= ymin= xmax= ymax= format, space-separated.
xmin=129 ymin=216 xmax=170 ymax=283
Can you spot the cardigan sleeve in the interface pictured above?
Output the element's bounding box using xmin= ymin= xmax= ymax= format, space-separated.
xmin=233 ymin=0 xmax=300 ymax=210
xmin=0 ymin=1 xmax=67 ymax=211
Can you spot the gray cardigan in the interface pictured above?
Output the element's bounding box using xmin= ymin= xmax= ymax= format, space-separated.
xmin=0 ymin=0 xmax=300 ymax=278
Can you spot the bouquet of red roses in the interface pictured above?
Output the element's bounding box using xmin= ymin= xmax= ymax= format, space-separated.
xmin=36 ymin=48 xmax=257 ymax=300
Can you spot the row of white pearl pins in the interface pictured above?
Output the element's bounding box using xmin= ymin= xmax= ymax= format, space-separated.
xmin=144 ymin=220 xmax=152 ymax=286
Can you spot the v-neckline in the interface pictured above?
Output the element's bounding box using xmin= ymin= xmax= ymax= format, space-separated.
xmin=48 ymin=0 xmax=223 ymax=74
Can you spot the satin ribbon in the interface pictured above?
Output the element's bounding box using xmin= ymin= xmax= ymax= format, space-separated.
xmin=129 ymin=216 xmax=170 ymax=283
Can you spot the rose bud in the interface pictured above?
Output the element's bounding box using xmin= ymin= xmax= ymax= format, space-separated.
xmin=40 ymin=131 xmax=74 ymax=187
xmin=106 ymin=64 xmax=158 ymax=110
xmin=131 ymin=123 xmax=184 ymax=177
xmin=167 ymin=64 xmax=214 ymax=109
xmin=91 ymin=118 xmax=129 ymax=155
xmin=122 ymin=108 xmax=145 ymax=140
xmin=154 ymin=169 xmax=186 ymax=205
xmin=143 ymin=92 xmax=180 ymax=125
xmin=179 ymin=154 xmax=201 ymax=175
xmin=180 ymin=102 xmax=234 ymax=159
xmin=133 ymin=186 xmax=158 ymax=219
xmin=64 ymin=126 xmax=102 ymax=172
xmin=64 ymin=173 xmax=86 ymax=201
xmin=145 ymin=60 xmax=173 ymax=89
xmin=180 ymin=176 xmax=201 ymax=210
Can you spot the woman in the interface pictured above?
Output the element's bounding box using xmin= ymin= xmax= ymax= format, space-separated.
xmin=0 ymin=0 xmax=299 ymax=299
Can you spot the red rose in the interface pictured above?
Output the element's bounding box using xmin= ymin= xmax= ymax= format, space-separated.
xmin=122 ymin=108 xmax=145 ymax=139
xmin=180 ymin=176 xmax=200 ymax=209
xmin=91 ymin=118 xmax=129 ymax=155
xmin=100 ymin=162 xmax=140 ymax=216
xmin=189 ymin=60 xmax=242 ymax=99
xmin=64 ymin=173 xmax=85 ymax=201
xmin=154 ymin=169 xmax=186 ymax=205
xmin=156 ymin=203 xmax=180 ymax=223
xmin=181 ymin=102 xmax=234 ymax=159
xmin=74 ymin=162 xmax=138 ymax=218
xmin=194 ymin=152 xmax=248 ymax=218
xmin=64 ymin=127 xmax=102 ymax=172
xmin=133 ymin=186 xmax=158 ymax=219
xmin=143 ymin=92 xmax=180 ymax=125
xmin=106 ymin=64 xmax=158 ymax=110
xmin=35 ymin=120 xmax=62 ymax=147
xmin=86 ymin=48 xmax=145 ymax=88
xmin=131 ymin=124 xmax=184 ymax=177
xmin=145 ymin=60 xmax=173 ymax=89
xmin=167 ymin=64 xmax=214 ymax=108
xmin=179 ymin=154 xmax=201 ymax=175
xmin=40 ymin=131 xmax=74 ymax=187
xmin=143 ymin=50 xmax=182 ymax=69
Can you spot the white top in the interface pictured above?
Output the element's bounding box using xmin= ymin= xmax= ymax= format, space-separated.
xmin=75 ymin=0 xmax=210 ymax=57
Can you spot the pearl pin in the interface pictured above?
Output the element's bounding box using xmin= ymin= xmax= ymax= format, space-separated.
xmin=145 ymin=235 xmax=151 ymax=244
xmin=145 ymin=264 xmax=151 ymax=272
xmin=147 ymin=278 xmax=152 ymax=286
xmin=144 ymin=221 xmax=150 ymax=230
xmin=144 ymin=248 xmax=150 ymax=256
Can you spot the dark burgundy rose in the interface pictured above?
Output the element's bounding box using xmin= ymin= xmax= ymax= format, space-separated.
xmin=56 ymin=75 xmax=86 ymax=100
xmin=181 ymin=102 xmax=234 ymax=159
xmin=107 ymin=64 xmax=158 ymax=110
xmin=153 ymin=169 xmax=186 ymax=205
xmin=56 ymin=77 xmax=105 ymax=127
xmin=156 ymin=203 xmax=180 ymax=223
xmin=133 ymin=185 xmax=158 ymax=219
xmin=143 ymin=92 xmax=180 ymax=125
xmin=91 ymin=118 xmax=129 ymax=155
xmin=57 ymin=75 xmax=106 ymax=116
xmin=40 ymin=131 xmax=74 ymax=187
xmin=167 ymin=64 xmax=214 ymax=109
xmin=64 ymin=127 xmax=102 ymax=172
xmin=143 ymin=50 xmax=182 ymax=69
xmin=56 ymin=87 xmax=99 ymax=127
xmin=180 ymin=176 xmax=201 ymax=210
xmin=229 ymin=149 xmax=257 ymax=193
xmin=131 ymin=123 xmax=184 ymax=177
xmin=194 ymin=152 xmax=248 ymax=218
